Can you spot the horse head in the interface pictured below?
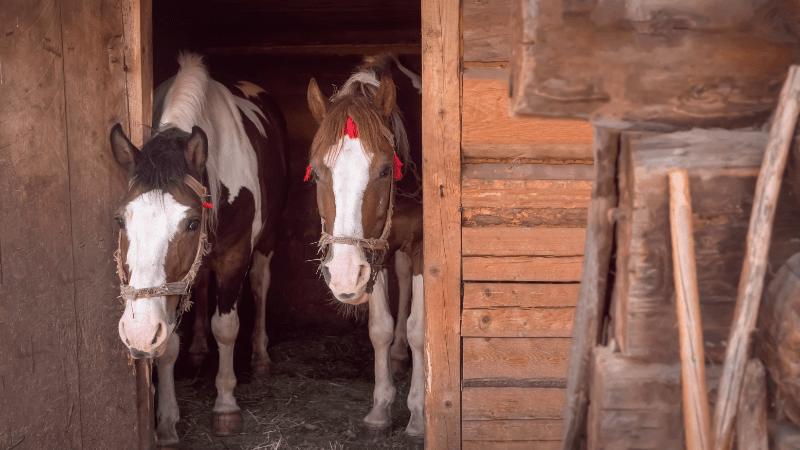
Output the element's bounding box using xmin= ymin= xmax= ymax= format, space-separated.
xmin=110 ymin=124 xmax=210 ymax=358
xmin=307 ymin=73 xmax=400 ymax=305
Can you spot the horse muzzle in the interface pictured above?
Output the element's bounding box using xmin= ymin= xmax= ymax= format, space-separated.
xmin=322 ymin=245 xmax=372 ymax=304
xmin=118 ymin=300 xmax=173 ymax=358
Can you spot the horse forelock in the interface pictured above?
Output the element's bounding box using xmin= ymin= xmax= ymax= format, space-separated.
xmin=133 ymin=128 xmax=192 ymax=193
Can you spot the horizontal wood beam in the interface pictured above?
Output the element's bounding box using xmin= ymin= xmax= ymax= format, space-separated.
xmin=463 ymin=387 xmax=565 ymax=420
xmin=463 ymin=337 xmax=570 ymax=381
xmin=462 ymin=179 xmax=592 ymax=209
xmin=463 ymin=419 xmax=563 ymax=441
xmin=463 ymin=283 xmax=579 ymax=309
xmin=463 ymin=227 xmax=586 ymax=256
xmin=462 ymin=307 xmax=574 ymax=338
xmin=463 ymin=256 xmax=584 ymax=282
xmin=206 ymin=43 xmax=420 ymax=56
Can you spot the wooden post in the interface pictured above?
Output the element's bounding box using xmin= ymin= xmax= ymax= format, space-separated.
xmin=736 ymin=359 xmax=768 ymax=450
xmin=422 ymin=0 xmax=462 ymax=447
xmin=136 ymin=359 xmax=155 ymax=450
xmin=669 ymin=169 xmax=711 ymax=450
xmin=561 ymin=127 xmax=620 ymax=450
xmin=712 ymin=65 xmax=800 ymax=450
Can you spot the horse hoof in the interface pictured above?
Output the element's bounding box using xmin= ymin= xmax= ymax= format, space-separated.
xmin=406 ymin=434 xmax=424 ymax=450
xmin=391 ymin=357 xmax=410 ymax=374
xmin=252 ymin=360 xmax=271 ymax=377
xmin=359 ymin=424 xmax=392 ymax=442
xmin=212 ymin=411 xmax=242 ymax=436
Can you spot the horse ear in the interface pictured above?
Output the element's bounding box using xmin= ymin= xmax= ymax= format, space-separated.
xmin=307 ymin=78 xmax=329 ymax=125
xmin=374 ymin=75 xmax=396 ymax=119
xmin=110 ymin=123 xmax=139 ymax=175
xmin=185 ymin=126 xmax=208 ymax=178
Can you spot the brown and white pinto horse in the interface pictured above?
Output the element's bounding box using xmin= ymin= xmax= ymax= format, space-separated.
xmin=306 ymin=54 xmax=425 ymax=446
xmin=109 ymin=53 xmax=287 ymax=445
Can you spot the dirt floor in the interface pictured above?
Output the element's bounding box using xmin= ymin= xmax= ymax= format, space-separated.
xmin=168 ymin=328 xmax=413 ymax=450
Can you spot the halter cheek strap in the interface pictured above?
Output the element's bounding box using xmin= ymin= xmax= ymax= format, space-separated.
xmin=114 ymin=175 xmax=212 ymax=315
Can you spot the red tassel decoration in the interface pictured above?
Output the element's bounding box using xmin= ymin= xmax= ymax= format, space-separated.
xmin=393 ymin=153 xmax=403 ymax=181
xmin=342 ymin=117 xmax=359 ymax=139
xmin=203 ymin=202 xmax=213 ymax=209
xmin=304 ymin=165 xmax=312 ymax=181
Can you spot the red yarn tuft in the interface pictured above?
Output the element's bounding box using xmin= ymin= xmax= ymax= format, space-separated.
xmin=393 ymin=153 xmax=403 ymax=181
xmin=342 ymin=117 xmax=359 ymax=139
xmin=203 ymin=202 xmax=213 ymax=209
xmin=304 ymin=165 xmax=312 ymax=181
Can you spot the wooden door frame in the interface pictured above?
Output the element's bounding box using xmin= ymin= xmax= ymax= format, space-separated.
xmin=422 ymin=0 xmax=463 ymax=447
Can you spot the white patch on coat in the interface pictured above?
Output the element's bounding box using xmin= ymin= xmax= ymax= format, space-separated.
xmin=324 ymin=136 xmax=372 ymax=296
xmin=156 ymin=53 xmax=265 ymax=251
xmin=118 ymin=191 xmax=189 ymax=353
xmin=235 ymin=81 xmax=265 ymax=99
xmin=392 ymin=56 xmax=422 ymax=93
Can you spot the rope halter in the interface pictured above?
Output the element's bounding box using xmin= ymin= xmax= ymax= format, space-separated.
xmin=114 ymin=175 xmax=212 ymax=315
xmin=315 ymin=117 xmax=398 ymax=294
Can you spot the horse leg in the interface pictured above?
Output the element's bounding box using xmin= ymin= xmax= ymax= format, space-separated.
xmin=405 ymin=274 xmax=426 ymax=446
xmin=249 ymin=250 xmax=273 ymax=376
xmin=155 ymin=332 xmax=180 ymax=446
xmin=362 ymin=269 xmax=396 ymax=439
xmin=210 ymin=255 xmax=248 ymax=436
xmin=390 ymin=251 xmax=412 ymax=374
xmin=187 ymin=268 xmax=210 ymax=367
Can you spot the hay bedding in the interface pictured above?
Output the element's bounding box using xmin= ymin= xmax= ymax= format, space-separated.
xmin=168 ymin=330 xmax=411 ymax=450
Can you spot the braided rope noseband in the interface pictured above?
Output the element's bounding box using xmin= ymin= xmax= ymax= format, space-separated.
xmin=114 ymin=175 xmax=212 ymax=315
xmin=316 ymin=120 xmax=397 ymax=294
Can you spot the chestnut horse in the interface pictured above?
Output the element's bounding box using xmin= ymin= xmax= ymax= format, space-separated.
xmin=306 ymin=54 xmax=425 ymax=447
xmin=109 ymin=53 xmax=287 ymax=445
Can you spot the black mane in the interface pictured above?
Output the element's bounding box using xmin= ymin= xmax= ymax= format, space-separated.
xmin=133 ymin=127 xmax=190 ymax=192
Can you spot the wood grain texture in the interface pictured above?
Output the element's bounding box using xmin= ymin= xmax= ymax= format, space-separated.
xmin=463 ymin=420 xmax=563 ymax=441
xmin=421 ymin=0 xmax=461 ymax=446
xmin=463 ymin=227 xmax=586 ymax=256
xmin=463 ymin=283 xmax=579 ymax=309
xmin=462 ymin=307 xmax=574 ymax=338
xmin=463 ymin=256 xmax=583 ymax=282
xmin=462 ymin=163 xmax=594 ymax=181
xmin=669 ymin=170 xmax=711 ymax=450
xmin=463 ymin=442 xmax=561 ymax=450
xmin=463 ymin=387 xmax=565 ymax=420
xmin=0 ymin=2 xmax=83 ymax=447
xmin=614 ymin=129 xmax=800 ymax=363
xmin=122 ymin=0 xmax=153 ymax=147
xmin=463 ymin=75 xmax=593 ymax=162
xmin=462 ymin=179 xmax=592 ymax=209
xmin=463 ymin=337 xmax=570 ymax=381
xmin=735 ymin=359 xmax=768 ymax=450
xmin=561 ymin=127 xmax=619 ymax=450
xmin=463 ymin=206 xmax=589 ymax=228
xmin=713 ymin=67 xmax=800 ymax=450
xmin=508 ymin=0 xmax=800 ymax=127
xmin=463 ymin=0 xmax=511 ymax=62
xmin=61 ymin=0 xmax=142 ymax=447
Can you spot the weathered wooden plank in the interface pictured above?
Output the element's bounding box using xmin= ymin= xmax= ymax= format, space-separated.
xmin=736 ymin=359 xmax=768 ymax=450
xmin=463 ymin=441 xmax=561 ymax=450
xmin=561 ymin=127 xmax=619 ymax=450
xmin=122 ymin=0 xmax=152 ymax=147
xmin=462 ymin=307 xmax=574 ymax=338
xmin=588 ymin=345 xmax=721 ymax=450
xmin=463 ymin=0 xmax=511 ymax=62
xmin=614 ymin=129 xmax=800 ymax=363
xmin=61 ymin=0 xmax=142 ymax=447
xmin=463 ymin=206 xmax=589 ymax=228
xmin=463 ymin=387 xmax=565 ymax=420
xmin=462 ymin=163 xmax=594 ymax=181
xmin=713 ymin=66 xmax=800 ymax=450
xmin=463 ymin=337 xmax=570 ymax=381
xmin=463 ymin=227 xmax=586 ymax=256
xmin=463 ymin=256 xmax=583 ymax=282
xmin=421 ymin=0 xmax=461 ymax=446
xmin=0 ymin=2 xmax=83 ymax=448
xmin=462 ymin=179 xmax=592 ymax=209
xmin=463 ymin=283 xmax=579 ymax=309
xmin=462 ymin=74 xmax=594 ymax=162
xmin=463 ymin=420 xmax=563 ymax=441
xmin=508 ymin=0 xmax=800 ymax=127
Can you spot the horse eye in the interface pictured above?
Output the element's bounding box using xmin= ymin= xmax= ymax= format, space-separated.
xmin=379 ymin=166 xmax=391 ymax=178
xmin=115 ymin=217 xmax=125 ymax=230
xmin=187 ymin=219 xmax=200 ymax=231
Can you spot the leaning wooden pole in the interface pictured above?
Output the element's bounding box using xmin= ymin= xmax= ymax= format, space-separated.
xmin=712 ymin=65 xmax=800 ymax=450
xmin=669 ymin=169 xmax=711 ymax=450
xmin=561 ymin=127 xmax=620 ymax=450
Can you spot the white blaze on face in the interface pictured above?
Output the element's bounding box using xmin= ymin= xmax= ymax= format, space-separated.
xmin=118 ymin=190 xmax=190 ymax=356
xmin=324 ymin=135 xmax=373 ymax=302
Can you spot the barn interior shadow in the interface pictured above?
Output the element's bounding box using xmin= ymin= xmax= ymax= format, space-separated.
xmin=150 ymin=1 xmax=422 ymax=448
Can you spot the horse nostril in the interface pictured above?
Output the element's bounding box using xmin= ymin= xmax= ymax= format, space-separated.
xmin=321 ymin=265 xmax=332 ymax=284
xmin=339 ymin=292 xmax=356 ymax=300
xmin=152 ymin=323 xmax=163 ymax=345
xmin=357 ymin=265 xmax=370 ymax=284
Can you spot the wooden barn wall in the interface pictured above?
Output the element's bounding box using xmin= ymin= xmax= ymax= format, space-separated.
xmin=460 ymin=0 xmax=593 ymax=447
xmin=0 ymin=0 xmax=142 ymax=448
